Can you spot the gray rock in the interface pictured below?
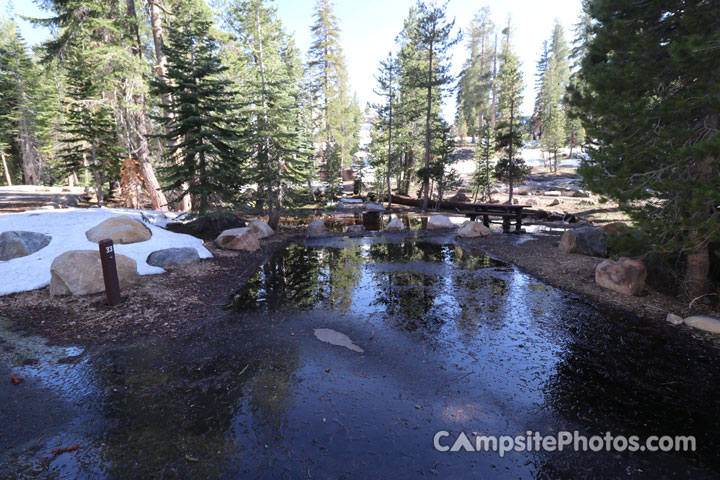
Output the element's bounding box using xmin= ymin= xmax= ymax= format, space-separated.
xmin=147 ymin=247 xmax=200 ymax=267
xmin=559 ymin=227 xmax=608 ymax=257
xmin=0 ymin=231 xmax=52 ymax=261
xmin=346 ymin=225 xmax=365 ymax=233
xmin=248 ymin=219 xmax=274 ymax=239
xmin=427 ymin=215 xmax=455 ymax=230
xmin=666 ymin=313 xmax=684 ymax=326
xmin=684 ymin=316 xmax=720 ymax=334
xmin=385 ymin=217 xmax=405 ymax=231
xmin=215 ymin=228 xmax=260 ymax=251
xmin=364 ymin=202 xmax=385 ymax=212
xmin=307 ymin=219 xmax=326 ymax=236
xmin=457 ymin=221 xmax=490 ymax=238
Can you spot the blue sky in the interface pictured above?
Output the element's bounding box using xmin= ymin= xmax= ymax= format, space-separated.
xmin=1 ymin=0 xmax=583 ymax=120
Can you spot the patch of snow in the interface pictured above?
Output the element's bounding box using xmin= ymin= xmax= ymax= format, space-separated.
xmin=314 ymin=328 xmax=364 ymax=353
xmin=0 ymin=207 xmax=212 ymax=296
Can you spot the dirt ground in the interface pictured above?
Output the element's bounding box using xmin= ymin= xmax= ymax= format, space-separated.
xmin=460 ymin=232 xmax=699 ymax=322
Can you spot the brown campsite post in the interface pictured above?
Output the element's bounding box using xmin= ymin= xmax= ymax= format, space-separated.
xmin=98 ymin=239 xmax=122 ymax=306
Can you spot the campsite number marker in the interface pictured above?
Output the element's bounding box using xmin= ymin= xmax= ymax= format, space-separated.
xmin=98 ymin=239 xmax=122 ymax=306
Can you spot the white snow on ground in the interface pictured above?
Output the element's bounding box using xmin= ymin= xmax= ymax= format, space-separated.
xmin=0 ymin=207 xmax=212 ymax=296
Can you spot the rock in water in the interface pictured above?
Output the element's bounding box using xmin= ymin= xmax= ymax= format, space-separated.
xmin=683 ymin=316 xmax=720 ymax=334
xmin=457 ymin=221 xmax=490 ymax=238
xmin=215 ymin=228 xmax=260 ymax=251
xmin=559 ymin=227 xmax=608 ymax=257
xmin=86 ymin=216 xmax=152 ymax=244
xmin=346 ymin=225 xmax=365 ymax=233
xmin=50 ymin=250 xmax=137 ymax=296
xmin=0 ymin=231 xmax=51 ymax=261
xmin=427 ymin=215 xmax=454 ymax=230
xmin=364 ymin=202 xmax=385 ymax=212
xmin=385 ymin=217 xmax=405 ymax=231
xmin=248 ymin=219 xmax=274 ymax=239
xmin=307 ymin=219 xmax=326 ymax=236
xmin=314 ymin=328 xmax=364 ymax=353
xmin=147 ymin=247 xmax=200 ymax=267
xmin=594 ymin=257 xmax=646 ymax=296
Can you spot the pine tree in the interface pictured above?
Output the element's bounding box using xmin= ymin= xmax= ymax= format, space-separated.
xmin=571 ymin=0 xmax=720 ymax=299
xmin=59 ymin=52 xmax=123 ymax=205
xmin=393 ymin=5 xmax=426 ymax=196
xmin=221 ymin=0 xmax=312 ymax=228
xmin=403 ymin=0 xmax=460 ymax=211
xmin=566 ymin=0 xmax=591 ymax=156
xmin=152 ymin=0 xmax=242 ymax=215
xmin=456 ymin=7 xmax=494 ymax=142
xmin=306 ymin=0 xmax=358 ymax=196
xmin=472 ymin=126 xmax=495 ymax=202
xmin=494 ymin=24 xmax=529 ymax=203
xmin=540 ymin=22 xmax=569 ymax=172
xmin=531 ymin=40 xmax=549 ymax=141
xmin=36 ymin=0 xmax=169 ymax=208
xmin=0 ymin=18 xmax=42 ymax=185
xmin=372 ymin=52 xmax=398 ymax=208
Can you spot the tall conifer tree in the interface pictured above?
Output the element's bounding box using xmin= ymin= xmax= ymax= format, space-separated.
xmin=571 ymin=0 xmax=720 ymax=299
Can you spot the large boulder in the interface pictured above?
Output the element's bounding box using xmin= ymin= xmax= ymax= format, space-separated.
xmin=86 ymin=216 xmax=151 ymax=244
xmin=147 ymin=247 xmax=200 ymax=267
xmin=683 ymin=316 xmax=720 ymax=334
xmin=364 ymin=202 xmax=385 ymax=212
xmin=385 ymin=217 xmax=405 ymax=231
xmin=594 ymin=257 xmax=647 ymax=296
xmin=0 ymin=231 xmax=51 ymax=261
xmin=215 ymin=228 xmax=260 ymax=251
xmin=50 ymin=250 xmax=137 ymax=296
xmin=307 ymin=219 xmax=326 ymax=236
xmin=558 ymin=227 xmax=608 ymax=257
xmin=427 ymin=215 xmax=454 ymax=230
xmin=457 ymin=221 xmax=490 ymax=238
xmin=248 ymin=219 xmax=274 ymax=239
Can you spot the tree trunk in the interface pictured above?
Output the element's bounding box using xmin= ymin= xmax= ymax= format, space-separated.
xmin=422 ymin=34 xmax=434 ymax=211
xmin=127 ymin=0 xmax=169 ymax=211
xmin=684 ymin=242 xmax=709 ymax=302
xmin=507 ymin=97 xmax=515 ymax=204
xmin=256 ymin=6 xmax=281 ymax=229
xmin=91 ymin=145 xmax=104 ymax=205
xmin=386 ymin=71 xmax=393 ymax=210
xmin=148 ymin=0 xmax=191 ymax=212
xmin=490 ymin=34 xmax=498 ymax=131
xmin=1 ymin=151 xmax=12 ymax=186
xmin=18 ymin=122 xmax=40 ymax=185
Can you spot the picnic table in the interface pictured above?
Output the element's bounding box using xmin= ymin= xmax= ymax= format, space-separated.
xmin=462 ymin=203 xmax=527 ymax=233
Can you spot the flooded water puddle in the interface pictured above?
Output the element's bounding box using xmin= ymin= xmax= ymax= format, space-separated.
xmin=3 ymin=234 xmax=720 ymax=478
